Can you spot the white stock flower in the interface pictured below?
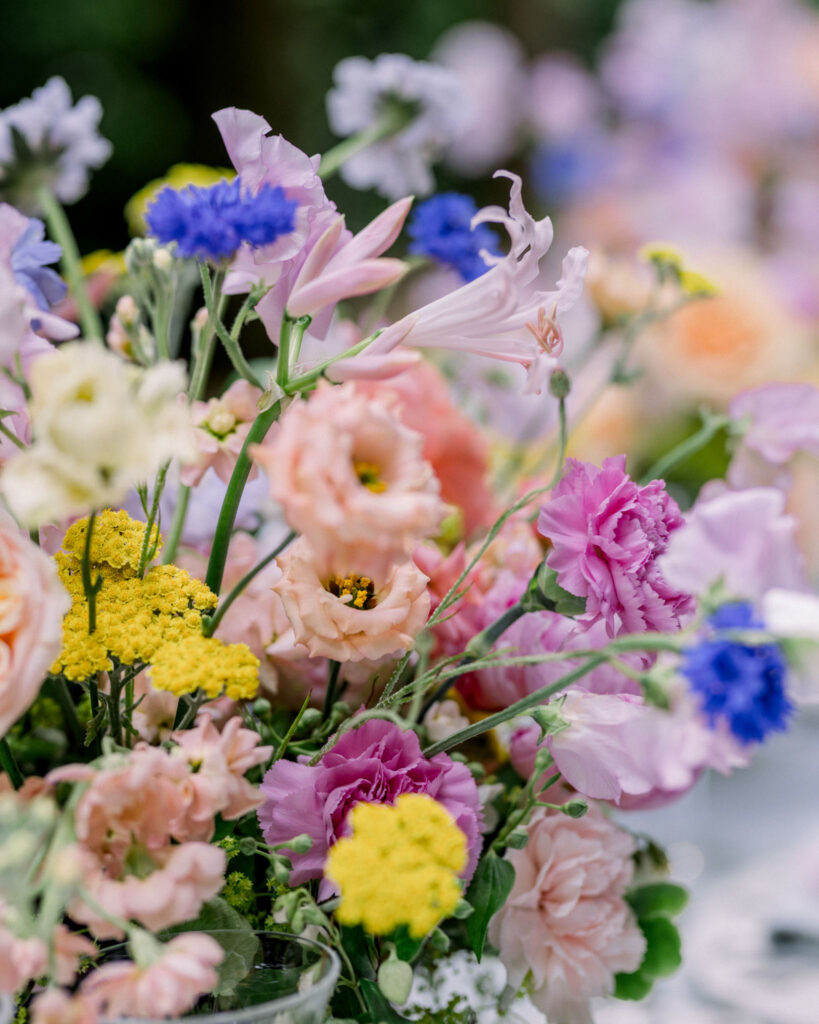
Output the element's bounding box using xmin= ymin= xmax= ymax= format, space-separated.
xmin=1 ymin=343 xmax=196 ymax=526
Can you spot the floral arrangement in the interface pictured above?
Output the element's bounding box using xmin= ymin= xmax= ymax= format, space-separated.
xmin=0 ymin=41 xmax=817 ymax=1024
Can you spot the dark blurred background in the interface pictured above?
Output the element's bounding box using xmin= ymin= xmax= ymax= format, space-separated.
xmin=0 ymin=0 xmax=622 ymax=253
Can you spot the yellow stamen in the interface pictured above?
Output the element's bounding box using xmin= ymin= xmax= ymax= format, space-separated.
xmin=354 ymin=460 xmax=387 ymax=493
xmin=328 ymin=574 xmax=376 ymax=610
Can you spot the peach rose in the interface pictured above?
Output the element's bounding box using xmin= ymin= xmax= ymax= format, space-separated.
xmin=255 ymin=381 xmax=444 ymax=573
xmin=0 ymin=510 xmax=70 ymax=737
xmin=273 ymin=537 xmax=430 ymax=662
xmin=489 ymin=804 xmax=645 ymax=1024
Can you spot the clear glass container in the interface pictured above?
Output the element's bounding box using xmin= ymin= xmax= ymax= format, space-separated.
xmin=100 ymin=931 xmax=340 ymax=1024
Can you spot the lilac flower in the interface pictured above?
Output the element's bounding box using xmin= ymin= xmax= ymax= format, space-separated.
xmin=371 ymin=171 xmax=589 ymax=393
xmin=257 ymin=719 xmax=483 ymax=890
xmin=408 ymin=193 xmax=500 ymax=282
xmin=10 ymin=217 xmax=65 ymax=310
xmin=681 ymin=603 xmax=792 ymax=744
xmin=728 ymin=383 xmax=819 ymax=489
xmin=538 ymin=456 xmax=694 ymax=636
xmin=0 ymin=77 xmax=111 ymax=210
xmin=326 ymin=53 xmax=469 ymax=199
xmin=146 ymin=179 xmax=297 ymax=261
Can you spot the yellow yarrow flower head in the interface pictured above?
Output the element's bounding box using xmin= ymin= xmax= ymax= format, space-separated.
xmin=125 ymin=163 xmax=235 ymax=235
xmin=326 ymin=793 xmax=466 ymax=939
xmin=639 ymin=241 xmax=720 ymax=297
xmin=58 ymin=509 xmax=161 ymax=579
xmin=149 ymin=633 xmax=260 ymax=701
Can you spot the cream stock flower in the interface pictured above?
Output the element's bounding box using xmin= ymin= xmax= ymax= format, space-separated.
xmin=0 ymin=342 xmax=197 ymax=526
xmin=255 ymin=382 xmax=444 ymax=572
xmin=272 ymin=537 xmax=430 ymax=662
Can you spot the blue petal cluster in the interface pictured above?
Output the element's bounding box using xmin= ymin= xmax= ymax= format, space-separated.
xmin=681 ymin=602 xmax=792 ymax=744
xmin=10 ymin=218 xmax=65 ymax=310
xmin=407 ymin=193 xmax=501 ymax=282
xmin=145 ymin=178 xmax=297 ymax=261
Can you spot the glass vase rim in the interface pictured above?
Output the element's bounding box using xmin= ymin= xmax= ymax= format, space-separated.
xmin=99 ymin=929 xmax=341 ymax=1024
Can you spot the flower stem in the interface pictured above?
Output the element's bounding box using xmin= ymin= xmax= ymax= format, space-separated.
xmin=36 ymin=187 xmax=103 ymax=341
xmin=0 ymin=737 xmax=23 ymax=789
xmin=322 ymin=661 xmax=342 ymax=722
xmin=50 ymin=677 xmax=84 ymax=749
xmin=203 ymin=530 xmax=296 ymax=637
xmin=137 ymin=461 xmax=168 ymax=576
xmin=204 ymin=400 xmax=283 ymax=596
xmin=80 ymin=511 xmax=102 ymax=633
xmin=160 ymin=483 xmax=191 ymax=566
xmin=639 ymin=410 xmax=732 ymax=485
xmin=199 ymin=262 xmax=264 ymax=388
xmin=319 ymin=102 xmax=415 ymax=179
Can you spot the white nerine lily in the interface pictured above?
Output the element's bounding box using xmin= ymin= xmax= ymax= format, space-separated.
xmin=370 ymin=170 xmax=589 ymax=392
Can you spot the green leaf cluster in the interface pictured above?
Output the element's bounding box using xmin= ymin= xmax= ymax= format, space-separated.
xmin=615 ymin=882 xmax=688 ymax=1001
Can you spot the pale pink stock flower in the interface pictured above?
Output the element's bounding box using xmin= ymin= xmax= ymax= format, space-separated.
xmin=273 ymin=537 xmax=430 ymax=662
xmin=181 ymin=379 xmax=263 ymax=487
xmin=130 ymin=670 xmax=178 ymax=743
xmin=0 ymin=921 xmax=46 ymax=994
xmin=370 ymin=171 xmax=589 ymax=393
xmin=0 ymin=510 xmax=70 ymax=738
xmin=489 ymin=805 xmax=645 ymax=1024
xmin=171 ymin=716 xmax=273 ymax=829
xmin=80 ymin=933 xmax=223 ymax=1021
xmin=53 ymin=924 xmax=96 ymax=985
xmin=255 ymin=382 xmax=444 ymax=572
xmin=31 ymin=990 xmax=99 ymax=1024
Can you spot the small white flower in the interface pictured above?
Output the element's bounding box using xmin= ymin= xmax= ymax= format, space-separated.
xmin=326 ymin=53 xmax=469 ymax=199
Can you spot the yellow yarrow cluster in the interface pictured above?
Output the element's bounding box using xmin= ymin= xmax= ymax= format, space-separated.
xmin=326 ymin=793 xmax=466 ymax=939
xmin=639 ymin=242 xmax=719 ymax=297
xmin=149 ymin=633 xmax=260 ymax=701
xmin=59 ymin=509 xmax=161 ymax=576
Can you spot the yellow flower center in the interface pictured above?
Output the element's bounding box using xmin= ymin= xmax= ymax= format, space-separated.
xmin=354 ymin=460 xmax=387 ymax=493
xmin=327 ymin=574 xmax=376 ymax=610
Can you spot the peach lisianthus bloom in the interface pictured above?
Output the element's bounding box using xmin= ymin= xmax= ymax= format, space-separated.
xmin=254 ymin=381 xmax=444 ymax=573
xmin=489 ymin=804 xmax=645 ymax=1024
xmin=181 ymin=379 xmax=263 ymax=487
xmin=80 ymin=933 xmax=223 ymax=1020
xmin=0 ymin=510 xmax=70 ymax=738
xmin=273 ymin=538 xmax=430 ymax=662
xmin=53 ymin=924 xmax=96 ymax=985
xmin=31 ymin=990 xmax=98 ymax=1024
xmin=0 ymin=919 xmax=46 ymax=995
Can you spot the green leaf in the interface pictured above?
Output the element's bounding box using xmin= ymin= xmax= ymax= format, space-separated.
xmin=361 ymin=978 xmax=414 ymax=1022
xmin=163 ymin=897 xmax=260 ymax=997
xmin=639 ymin=917 xmax=682 ymax=979
xmin=626 ymin=883 xmax=688 ymax=920
xmin=465 ymin=852 xmax=515 ymax=961
xmin=521 ymin=563 xmax=587 ymax=617
xmin=614 ymin=968 xmax=654 ymax=1001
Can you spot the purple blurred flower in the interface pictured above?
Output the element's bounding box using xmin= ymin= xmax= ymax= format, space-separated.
xmin=10 ymin=216 xmax=64 ymax=310
xmin=0 ymin=77 xmax=111 ymax=210
xmin=728 ymin=383 xmax=819 ymax=489
xmin=538 ymin=456 xmax=693 ymax=636
xmin=258 ymin=719 xmax=483 ymax=889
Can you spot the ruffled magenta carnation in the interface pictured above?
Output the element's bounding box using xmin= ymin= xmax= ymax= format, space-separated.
xmin=538 ymin=455 xmax=694 ymax=636
xmin=257 ymin=719 xmax=483 ymax=887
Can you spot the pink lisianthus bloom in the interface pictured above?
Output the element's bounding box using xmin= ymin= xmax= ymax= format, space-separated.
xmin=171 ymin=717 xmax=272 ymax=833
xmin=80 ymin=933 xmax=223 ymax=1021
xmin=538 ymin=455 xmax=694 ymax=637
xmin=658 ymin=485 xmax=808 ymax=601
xmin=370 ymin=171 xmax=589 ymax=394
xmin=0 ymin=510 xmax=70 ymax=738
xmin=272 ymin=537 xmax=430 ymax=663
xmin=258 ymin=719 xmax=483 ymax=889
xmin=355 ymin=360 xmax=497 ymax=537
xmin=254 ymin=382 xmax=444 ymax=573
xmin=488 ymin=804 xmax=645 ymax=1024
xmin=181 ymin=379 xmax=263 ymax=487
xmin=31 ymin=990 xmax=98 ymax=1024
xmin=52 ymin=924 xmax=96 ymax=985
xmin=510 ymin=687 xmax=748 ymax=810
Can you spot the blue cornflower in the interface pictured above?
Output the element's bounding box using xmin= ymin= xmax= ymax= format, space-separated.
xmin=145 ymin=178 xmax=297 ymax=261
xmin=681 ymin=602 xmax=792 ymax=744
xmin=10 ymin=218 xmax=65 ymax=310
xmin=407 ymin=192 xmax=501 ymax=282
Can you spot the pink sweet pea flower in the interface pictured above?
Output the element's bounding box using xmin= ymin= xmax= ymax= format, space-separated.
xmin=370 ymin=171 xmax=589 ymax=393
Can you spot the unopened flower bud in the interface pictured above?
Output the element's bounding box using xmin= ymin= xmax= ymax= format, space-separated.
xmin=506 ymin=828 xmax=529 ymax=849
xmin=152 ymin=247 xmax=173 ymax=272
xmin=561 ymin=799 xmax=588 ymax=819
xmin=252 ymin=698 xmax=272 ymax=716
xmin=192 ymin=307 xmax=209 ymax=331
xmin=115 ymin=295 xmax=140 ymax=327
xmin=549 ymin=368 xmax=571 ymax=399
xmin=288 ymin=833 xmax=313 ymax=854
xmin=377 ymin=956 xmax=413 ymax=1005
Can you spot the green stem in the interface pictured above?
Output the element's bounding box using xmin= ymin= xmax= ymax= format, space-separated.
xmin=51 ymin=677 xmax=84 ymax=749
xmin=199 ymin=263 xmax=263 ymax=388
xmin=188 ymin=279 xmax=225 ymax=403
xmin=203 ymin=530 xmax=296 ymax=637
xmin=423 ymin=655 xmax=605 ymax=757
xmin=80 ymin=511 xmax=102 ymax=633
xmin=277 ymin=314 xmax=291 ymax=388
xmin=639 ymin=411 xmax=732 ymax=485
xmin=36 ymin=187 xmax=103 ymax=341
xmin=108 ymin=668 xmax=123 ymax=747
xmin=0 ymin=737 xmax=23 ymax=789
xmin=175 ymin=691 xmax=206 ymax=731
xmin=283 ymin=331 xmax=379 ymax=394
xmin=137 ymin=462 xmax=168 ymax=576
xmin=204 ymin=401 xmax=283 ymax=596
xmin=322 ymin=661 xmax=342 ymax=722
xmin=319 ymin=103 xmax=415 ymax=179
xmin=0 ymin=421 xmax=24 ymax=450
xmin=160 ymin=484 xmax=191 ymax=566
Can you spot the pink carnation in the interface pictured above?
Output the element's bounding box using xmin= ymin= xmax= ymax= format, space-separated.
xmin=0 ymin=509 xmax=70 ymax=737
xmin=258 ymin=719 xmax=483 ymax=889
xmin=272 ymin=537 xmax=430 ymax=662
xmin=255 ymin=382 xmax=443 ymax=573
xmin=80 ymin=933 xmax=223 ymax=1020
xmin=538 ymin=456 xmax=693 ymax=636
xmin=489 ymin=805 xmax=645 ymax=1024
xmin=181 ymin=379 xmax=263 ymax=487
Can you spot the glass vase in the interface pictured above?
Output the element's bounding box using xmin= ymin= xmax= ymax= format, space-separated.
xmin=100 ymin=931 xmax=340 ymax=1024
